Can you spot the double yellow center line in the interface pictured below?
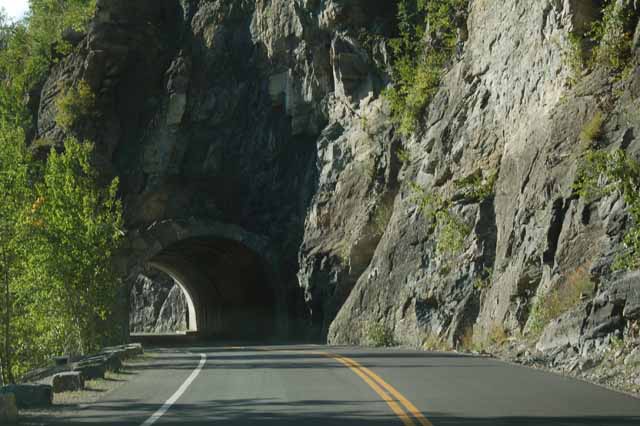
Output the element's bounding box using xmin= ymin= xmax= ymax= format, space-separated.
xmin=320 ymin=352 xmax=433 ymax=426
xmin=226 ymin=346 xmax=432 ymax=426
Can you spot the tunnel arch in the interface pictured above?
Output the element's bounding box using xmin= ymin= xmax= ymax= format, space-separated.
xmin=125 ymin=219 xmax=286 ymax=339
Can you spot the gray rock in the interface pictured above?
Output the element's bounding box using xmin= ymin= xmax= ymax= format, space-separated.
xmin=0 ymin=384 xmax=52 ymax=408
xmin=580 ymin=357 xmax=601 ymax=372
xmin=52 ymin=372 xmax=84 ymax=393
xmin=0 ymin=393 xmax=18 ymax=424
xmin=125 ymin=343 xmax=144 ymax=357
xmin=99 ymin=347 xmax=128 ymax=360
xmin=537 ymin=304 xmax=587 ymax=352
xmin=624 ymin=348 xmax=640 ymax=366
xmin=82 ymin=353 xmax=122 ymax=372
xmin=73 ymin=362 xmax=106 ymax=381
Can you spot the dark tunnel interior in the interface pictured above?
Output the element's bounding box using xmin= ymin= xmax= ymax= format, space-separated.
xmin=147 ymin=237 xmax=279 ymax=340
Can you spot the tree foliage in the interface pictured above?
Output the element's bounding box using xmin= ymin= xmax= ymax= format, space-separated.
xmin=0 ymin=0 xmax=96 ymax=129
xmin=0 ymin=1 xmax=123 ymax=384
xmin=56 ymin=80 xmax=97 ymax=130
xmin=0 ymin=134 xmax=123 ymax=383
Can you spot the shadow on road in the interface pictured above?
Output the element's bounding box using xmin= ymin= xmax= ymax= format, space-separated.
xmin=27 ymin=397 xmax=640 ymax=425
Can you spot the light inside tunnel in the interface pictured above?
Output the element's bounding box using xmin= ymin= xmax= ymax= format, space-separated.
xmin=145 ymin=237 xmax=278 ymax=339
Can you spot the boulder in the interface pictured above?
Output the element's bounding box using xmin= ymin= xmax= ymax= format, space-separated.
xmin=607 ymin=271 xmax=640 ymax=320
xmin=52 ymin=372 xmax=85 ymax=393
xmin=83 ymin=353 xmax=122 ymax=372
xmin=99 ymin=347 xmax=128 ymax=361
xmin=73 ymin=362 xmax=106 ymax=381
xmin=125 ymin=343 xmax=144 ymax=357
xmin=0 ymin=384 xmax=52 ymax=408
xmin=101 ymin=343 xmax=143 ymax=360
xmin=624 ymin=348 xmax=640 ymax=366
xmin=536 ymin=304 xmax=587 ymax=352
xmin=0 ymin=393 xmax=18 ymax=424
xmin=104 ymin=353 xmax=124 ymax=372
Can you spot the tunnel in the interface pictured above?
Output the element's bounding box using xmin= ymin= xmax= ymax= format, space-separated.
xmin=140 ymin=236 xmax=281 ymax=340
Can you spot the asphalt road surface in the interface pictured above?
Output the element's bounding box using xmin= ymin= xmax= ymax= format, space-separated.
xmin=36 ymin=344 xmax=640 ymax=425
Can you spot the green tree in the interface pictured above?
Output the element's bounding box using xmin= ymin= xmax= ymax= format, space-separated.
xmin=0 ymin=0 xmax=118 ymax=383
xmin=36 ymin=138 xmax=124 ymax=355
xmin=0 ymin=135 xmax=124 ymax=383
xmin=0 ymin=124 xmax=35 ymax=385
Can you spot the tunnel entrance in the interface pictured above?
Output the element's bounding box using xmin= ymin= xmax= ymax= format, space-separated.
xmin=145 ymin=237 xmax=278 ymax=339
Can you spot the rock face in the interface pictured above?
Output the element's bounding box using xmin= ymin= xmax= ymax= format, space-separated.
xmin=28 ymin=0 xmax=640 ymax=368
xmin=129 ymin=268 xmax=188 ymax=333
xmin=328 ymin=0 xmax=640 ymax=351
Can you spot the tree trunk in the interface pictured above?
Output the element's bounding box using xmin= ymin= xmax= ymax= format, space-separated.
xmin=1 ymin=251 xmax=14 ymax=384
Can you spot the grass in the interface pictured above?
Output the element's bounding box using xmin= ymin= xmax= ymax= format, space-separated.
xmin=579 ymin=111 xmax=605 ymax=146
xmin=457 ymin=326 xmax=476 ymax=352
xmin=422 ymin=334 xmax=453 ymax=352
xmin=20 ymin=356 xmax=145 ymax=425
xmin=488 ymin=325 xmax=509 ymax=346
xmin=529 ymin=267 xmax=595 ymax=337
xmin=366 ymin=322 xmax=395 ymax=347
xmin=373 ymin=202 xmax=393 ymax=236
xmin=52 ymin=370 xmax=132 ymax=405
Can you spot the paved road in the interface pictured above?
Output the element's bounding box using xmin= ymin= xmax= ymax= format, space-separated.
xmin=37 ymin=344 xmax=640 ymax=425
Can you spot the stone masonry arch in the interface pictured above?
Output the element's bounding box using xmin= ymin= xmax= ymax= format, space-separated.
xmin=123 ymin=218 xmax=287 ymax=339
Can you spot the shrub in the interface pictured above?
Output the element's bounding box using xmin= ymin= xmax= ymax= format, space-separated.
xmin=579 ymin=111 xmax=605 ymax=145
xmin=574 ymin=149 xmax=640 ymax=270
xmin=529 ymin=267 xmax=594 ymax=337
xmin=473 ymin=267 xmax=493 ymax=291
xmin=488 ymin=325 xmax=508 ymax=346
xmin=567 ymin=1 xmax=636 ymax=80
xmin=435 ymin=210 xmax=470 ymax=257
xmin=366 ymin=322 xmax=395 ymax=347
xmin=411 ymin=183 xmax=471 ymax=259
xmin=384 ymin=0 xmax=469 ymax=135
xmin=373 ymin=202 xmax=393 ymax=236
xmin=55 ymin=80 xmax=96 ymax=130
xmin=588 ymin=1 xmax=634 ymax=73
xmin=396 ymin=147 xmax=412 ymax=165
xmin=454 ymin=170 xmax=497 ymax=202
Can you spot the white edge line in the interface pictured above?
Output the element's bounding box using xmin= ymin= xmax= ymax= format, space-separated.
xmin=140 ymin=352 xmax=207 ymax=426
